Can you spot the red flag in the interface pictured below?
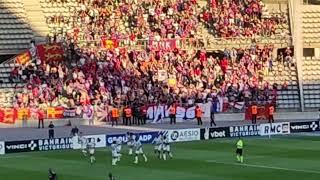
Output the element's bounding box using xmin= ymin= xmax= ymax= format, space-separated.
xmin=16 ymin=50 xmax=31 ymax=65
xmin=101 ymin=39 xmax=119 ymax=49
xmin=37 ymin=43 xmax=64 ymax=62
xmin=0 ymin=108 xmax=17 ymax=124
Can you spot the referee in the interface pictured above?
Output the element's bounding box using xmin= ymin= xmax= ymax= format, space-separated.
xmin=236 ymin=137 xmax=244 ymax=163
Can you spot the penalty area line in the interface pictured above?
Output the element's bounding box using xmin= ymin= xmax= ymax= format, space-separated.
xmin=206 ymin=160 xmax=320 ymax=175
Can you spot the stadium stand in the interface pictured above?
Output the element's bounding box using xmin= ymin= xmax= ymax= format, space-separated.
xmin=302 ymin=56 xmax=320 ymax=109
xmin=0 ymin=0 xmax=33 ymax=54
xmin=23 ymin=0 xmax=51 ymax=42
xmin=302 ymin=6 xmax=320 ymax=47
xmin=0 ymin=0 xmax=308 ymax=120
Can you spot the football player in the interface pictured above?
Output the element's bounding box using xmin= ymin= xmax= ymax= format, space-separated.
xmin=127 ymin=132 xmax=134 ymax=155
xmin=87 ymin=138 xmax=96 ymax=164
xmin=162 ymin=135 xmax=173 ymax=160
xmin=79 ymin=132 xmax=88 ymax=156
xmin=152 ymin=134 xmax=163 ymax=159
xmin=116 ymin=139 xmax=122 ymax=161
xmin=134 ymin=137 xmax=147 ymax=164
xmin=111 ymin=140 xmax=121 ymax=166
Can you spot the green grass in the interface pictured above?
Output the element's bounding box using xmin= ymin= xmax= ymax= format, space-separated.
xmin=1 ymin=136 xmax=320 ymax=180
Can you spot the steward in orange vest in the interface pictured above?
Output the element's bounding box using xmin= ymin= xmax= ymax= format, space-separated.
xmin=111 ymin=107 xmax=119 ymax=126
xmin=251 ymin=104 xmax=258 ymax=124
xmin=123 ymin=106 xmax=132 ymax=126
xmin=268 ymin=105 xmax=275 ymax=123
xmin=195 ymin=105 xmax=203 ymax=125
xmin=169 ymin=105 xmax=176 ymax=125
xmin=140 ymin=105 xmax=147 ymax=125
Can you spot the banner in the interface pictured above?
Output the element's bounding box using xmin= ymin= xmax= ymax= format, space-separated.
xmin=84 ymin=135 xmax=106 ymax=148
xmin=16 ymin=50 xmax=32 ymax=65
xmin=38 ymin=137 xmax=73 ymax=151
xmin=37 ymin=43 xmax=64 ymax=62
xmin=161 ymin=128 xmax=200 ymax=142
xmin=106 ymin=132 xmax=160 ymax=146
xmin=101 ymin=39 xmax=118 ymax=49
xmin=200 ymin=127 xmax=230 ymax=140
xmin=0 ymin=108 xmax=17 ymax=124
xmin=290 ymin=121 xmax=320 ymax=133
xmin=259 ymin=122 xmax=290 ymax=136
xmin=63 ymin=108 xmax=77 ymax=118
xmin=5 ymin=140 xmax=38 ymax=154
xmin=149 ymin=39 xmax=176 ymax=51
xmin=47 ymin=107 xmax=64 ymax=119
xmin=245 ymin=104 xmax=273 ymax=121
xmin=17 ymin=108 xmax=30 ymax=120
xmin=0 ymin=141 xmax=4 ymax=155
xmin=147 ymin=102 xmax=211 ymax=123
xmin=229 ymin=125 xmax=259 ymax=137
xmin=82 ymin=105 xmax=93 ymax=120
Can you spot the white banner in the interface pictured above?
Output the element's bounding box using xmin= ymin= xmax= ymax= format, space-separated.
xmin=148 ymin=102 xmax=212 ymax=123
xmin=72 ymin=134 xmax=106 ymax=149
xmin=0 ymin=141 xmax=4 ymax=155
xmin=259 ymin=122 xmax=290 ymax=136
xmin=84 ymin=134 xmax=106 ymax=148
xmin=162 ymin=128 xmax=200 ymax=142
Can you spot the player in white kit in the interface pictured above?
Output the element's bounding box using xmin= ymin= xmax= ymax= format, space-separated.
xmin=162 ymin=135 xmax=173 ymax=160
xmin=78 ymin=132 xmax=88 ymax=156
xmin=152 ymin=134 xmax=163 ymax=159
xmin=134 ymin=137 xmax=147 ymax=164
xmin=126 ymin=132 xmax=134 ymax=155
xmin=87 ymin=138 xmax=96 ymax=164
xmin=116 ymin=139 xmax=122 ymax=161
xmin=111 ymin=140 xmax=121 ymax=166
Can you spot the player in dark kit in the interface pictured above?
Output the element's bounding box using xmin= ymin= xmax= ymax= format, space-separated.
xmin=108 ymin=173 xmax=115 ymax=180
xmin=48 ymin=168 xmax=57 ymax=180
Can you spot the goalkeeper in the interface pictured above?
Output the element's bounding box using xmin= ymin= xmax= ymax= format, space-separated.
xmin=236 ymin=137 xmax=244 ymax=163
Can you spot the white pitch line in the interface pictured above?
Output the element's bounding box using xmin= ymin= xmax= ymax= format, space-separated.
xmin=206 ymin=160 xmax=320 ymax=175
xmin=1 ymin=155 xmax=29 ymax=159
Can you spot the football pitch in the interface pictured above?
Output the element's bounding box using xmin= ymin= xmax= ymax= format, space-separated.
xmin=1 ymin=136 xmax=320 ymax=180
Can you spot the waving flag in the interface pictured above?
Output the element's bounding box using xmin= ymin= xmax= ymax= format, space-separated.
xmin=16 ymin=50 xmax=31 ymax=65
xmin=37 ymin=43 xmax=64 ymax=62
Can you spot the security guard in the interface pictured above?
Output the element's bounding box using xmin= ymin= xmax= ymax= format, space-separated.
xmin=111 ymin=107 xmax=119 ymax=126
xmin=236 ymin=137 xmax=244 ymax=163
xmin=169 ymin=104 xmax=176 ymax=124
xmin=195 ymin=105 xmax=203 ymax=125
xmin=268 ymin=105 xmax=274 ymax=123
xmin=251 ymin=104 xmax=258 ymax=124
xmin=48 ymin=121 xmax=55 ymax=139
xmin=140 ymin=105 xmax=147 ymax=125
xmin=123 ymin=106 xmax=132 ymax=126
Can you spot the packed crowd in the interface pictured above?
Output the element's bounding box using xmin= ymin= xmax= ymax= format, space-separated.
xmin=11 ymin=42 xmax=282 ymax=114
xmin=44 ymin=0 xmax=288 ymax=44
xmin=60 ymin=0 xmax=201 ymax=46
xmin=200 ymin=0 xmax=288 ymax=38
xmin=5 ymin=0 xmax=293 ymax=121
